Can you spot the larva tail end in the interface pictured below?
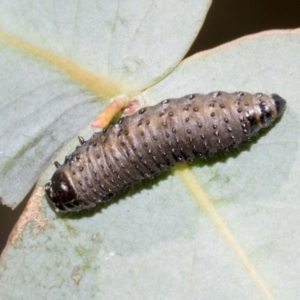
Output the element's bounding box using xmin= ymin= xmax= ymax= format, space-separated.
xmin=271 ymin=94 xmax=286 ymax=117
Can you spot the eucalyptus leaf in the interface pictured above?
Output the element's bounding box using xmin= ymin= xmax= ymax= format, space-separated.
xmin=1 ymin=29 xmax=299 ymax=299
xmin=0 ymin=0 xmax=211 ymax=208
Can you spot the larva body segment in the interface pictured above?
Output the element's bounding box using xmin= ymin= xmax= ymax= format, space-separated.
xmin=45 ymin=91 xmax=286 ymax=212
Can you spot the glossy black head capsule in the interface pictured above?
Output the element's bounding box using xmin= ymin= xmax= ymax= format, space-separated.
xmin=45 ymin=169 xmax=95 ymax=212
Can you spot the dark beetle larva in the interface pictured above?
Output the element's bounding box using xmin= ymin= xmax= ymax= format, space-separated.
xmin=45 ymin=91 xmax=286 ymax=212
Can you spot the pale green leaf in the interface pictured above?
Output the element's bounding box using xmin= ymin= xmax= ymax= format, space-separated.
xmin=0 ymin=0 xmax=211 ymax=207
xmin=1 ymin=29 xmax=299 ymax=299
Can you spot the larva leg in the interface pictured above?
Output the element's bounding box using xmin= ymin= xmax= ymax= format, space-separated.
xmin=92 ymin=94 xmax=129 ymax=128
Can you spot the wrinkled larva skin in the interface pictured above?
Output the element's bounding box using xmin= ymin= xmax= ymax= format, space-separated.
xmin=45 ymin=91 xmax=286 ymax=212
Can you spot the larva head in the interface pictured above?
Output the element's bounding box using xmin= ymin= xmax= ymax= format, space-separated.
xmin=45 ymin=169 xmax=93 ymax=212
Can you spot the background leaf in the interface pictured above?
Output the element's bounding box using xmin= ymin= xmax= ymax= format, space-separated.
xmin=0 ymin=0 xmax=211 ymax=208
xmin=1 ymin=1 xmax=300 ymax=299
xmin=1 ymin=29 xmax=300 ymax=299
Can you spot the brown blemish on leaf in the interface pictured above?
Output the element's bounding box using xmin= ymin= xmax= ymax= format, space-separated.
xmin=72 ymin=274 xmax=82 ymax=285
xmin=9 ymin=185 xmax=47 ymax=246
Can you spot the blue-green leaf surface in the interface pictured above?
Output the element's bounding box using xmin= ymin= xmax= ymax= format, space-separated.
xmin=1 ymin=29 xmax=299 ymax=299
xmin=0 ymin=0 xmax=211 ymax=207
